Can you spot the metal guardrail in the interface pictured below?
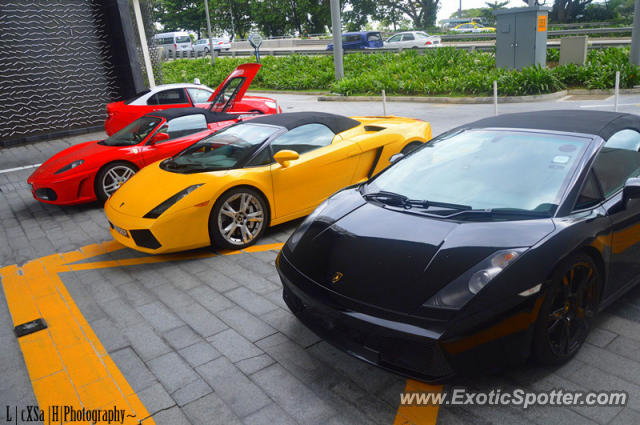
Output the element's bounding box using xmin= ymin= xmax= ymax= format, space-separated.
xmin=441 ymin=26 xmax=632 ymax=41
xmin=162 ymin=37 xmax=631 ymax=61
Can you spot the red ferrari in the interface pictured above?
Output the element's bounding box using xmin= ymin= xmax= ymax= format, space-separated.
xmin=105 ymin=63 xmax=279 ymax=135
xmin=28 ymin=108 xmax=242 ymax=205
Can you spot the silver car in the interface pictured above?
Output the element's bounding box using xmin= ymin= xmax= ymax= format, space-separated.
xmin=384 ymin=31 xmax=441 ymax=49
xmin=193 ymin=38 xmax=232 ymax=53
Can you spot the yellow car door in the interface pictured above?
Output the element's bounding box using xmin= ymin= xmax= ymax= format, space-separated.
xmin=269 ymin=124 xmax=360 ymax=221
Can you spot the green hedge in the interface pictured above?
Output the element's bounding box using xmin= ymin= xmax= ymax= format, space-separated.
xmin=162 ymin=47 xmax=640 ymax=97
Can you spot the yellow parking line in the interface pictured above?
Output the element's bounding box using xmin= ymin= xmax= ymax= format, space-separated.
xmin=0 ymin=240 xmax=283 ymax=424
xmin=393 ymin=380 xmax=443 ymax=425
xmin=3 ymin=238 xmax=440 ymax=424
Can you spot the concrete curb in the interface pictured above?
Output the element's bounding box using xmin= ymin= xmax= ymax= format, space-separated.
xmin=317 ymin=90 xmax=569 ymax=104
xmin=247 ymin=90 xmax=330 ymax=95
xmin=567 ymin=88 xmax=640 ymax=95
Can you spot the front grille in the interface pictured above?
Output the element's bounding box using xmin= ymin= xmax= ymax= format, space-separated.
xmin=35 ymin=188 xmax=57 ymax=201
xmin=284 ymin=283 xmax=453 ymax=379
xmin=130 ymin=229 xmax=161 ymax=249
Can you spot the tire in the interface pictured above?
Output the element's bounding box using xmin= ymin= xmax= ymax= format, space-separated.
xmin=401 ymin=141 xmax=423 ymax=155
xmin=210 ymin=187 xmax=269 ymax=250
xmin=95 ymin=161 xmax=138 ymax=202
xmin=204 ymin=47 xmax=209 ymax=54
xmin=533 ymin=252 xmax=601 ymax=365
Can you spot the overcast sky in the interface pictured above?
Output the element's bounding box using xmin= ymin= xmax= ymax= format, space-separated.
xmin=437 ymin=0 xmax=524 ymax=21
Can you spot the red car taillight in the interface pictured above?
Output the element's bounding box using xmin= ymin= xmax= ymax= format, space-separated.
xmin=425 ymin=41 xmax=432 ymax=45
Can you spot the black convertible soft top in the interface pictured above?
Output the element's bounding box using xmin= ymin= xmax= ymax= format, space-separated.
xmin=461 ymin=110 xmax=640 ymax=140
xmin=148 ymin=107 xmax=236 ymax=123
xmin=246 ymin=112 xmax=361 ymax=134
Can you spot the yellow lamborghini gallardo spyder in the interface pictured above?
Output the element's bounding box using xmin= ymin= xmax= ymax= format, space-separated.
xmin=105 ymin=112 xmax=431 ymax=253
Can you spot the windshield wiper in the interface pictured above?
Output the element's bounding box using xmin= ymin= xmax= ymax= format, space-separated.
xmin=363 ymin=191 xmax=471 ymax=211
xmin=445 ymin=208 xmax=554 ymax=220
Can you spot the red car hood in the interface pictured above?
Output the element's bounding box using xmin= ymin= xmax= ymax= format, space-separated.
xmin=29 ymin=140 xmax=111 ymax=180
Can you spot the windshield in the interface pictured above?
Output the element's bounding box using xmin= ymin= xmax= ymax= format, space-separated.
xmin=367 ymin=129 xmax=590 ymax=216
xmin=101 ymin=117 xmax=161 ymax=146
xmin=161 ymin=123 xmax=280 ymax=173
xmin=176 ymin=36 xmax=191 ymax=43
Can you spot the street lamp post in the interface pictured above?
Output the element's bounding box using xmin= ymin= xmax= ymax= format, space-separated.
xmin=330 ymin=0 xmax=343 ymax=80
xmin=203 ymin=0 xmax=215 ymax=65
xmin=631 ymin=0 xmax=640 ymax=66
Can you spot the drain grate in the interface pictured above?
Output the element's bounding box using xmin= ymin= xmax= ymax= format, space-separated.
xmin=14 ymin=318 xmax=47 ymax=338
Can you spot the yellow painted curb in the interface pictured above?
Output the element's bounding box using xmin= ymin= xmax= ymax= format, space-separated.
xmin=0 ymin=240 xmax=282 ymax=424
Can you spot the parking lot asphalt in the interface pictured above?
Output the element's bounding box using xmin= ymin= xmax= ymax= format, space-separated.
xmin=1 ymin=94 xmax=640 ymax=425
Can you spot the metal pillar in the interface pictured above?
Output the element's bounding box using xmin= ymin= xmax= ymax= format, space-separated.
xmin=203 ymin=0 xmax=215 ymax=65
xmin=330 ymin=0 xmax=344 ymax=80
xmin=132 ymin=0 xmax=155 ymax=87
xmin=631 ymin=0 xmax=640 ymax=66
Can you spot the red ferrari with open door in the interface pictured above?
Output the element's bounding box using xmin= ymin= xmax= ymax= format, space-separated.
xmin=104 ymin=64 xmax=279 ymax=135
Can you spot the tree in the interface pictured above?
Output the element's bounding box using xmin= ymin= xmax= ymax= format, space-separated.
xmin=154 ymin=0 xmax=204 ymax=36
xmin=210 ymin=0 xmax=252 ymax=40
xmin=390 ymin=0 xmax=441 ymax=29
xmin=251 ymin=0 xmax=294 ymax=37
xmin=486 ymin=1 xmax=510 ymax=10
xmin=550 ymin=0 xmax=593 ymax=22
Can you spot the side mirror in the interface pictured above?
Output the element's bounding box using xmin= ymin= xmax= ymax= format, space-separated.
xmin=623 ymin=177 xmax=640 ymax=202
xmin=389 ymin=153 xmax=404 ymax=164
xmin=151 ymin=132 xmax=169 ymax=144
xmin=273 ymin=150 xmax=299 ymax=167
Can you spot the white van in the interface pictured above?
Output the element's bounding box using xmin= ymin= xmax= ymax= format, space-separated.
xmin=153 ymin=31 xmax=193 ymax=55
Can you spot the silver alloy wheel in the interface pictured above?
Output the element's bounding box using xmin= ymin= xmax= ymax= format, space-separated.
xmin=102 ymin=165 xmax=135 ymax=197
xmin=217 ymin=192 xmax=265 ymax=246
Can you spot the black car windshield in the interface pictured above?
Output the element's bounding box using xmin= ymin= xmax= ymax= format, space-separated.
xmin=161 ymin=123 xmax=280 ymax=173
xmin=101 ymin=117 xmax=161 ymax=146
xmin=367 ymin=129 xmax=590 ymax=216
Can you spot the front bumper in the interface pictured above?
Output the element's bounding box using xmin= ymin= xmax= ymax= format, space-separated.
xmin=104 ymin=199 xmax=211 ymax=254
xmin=277 ymin=252 xmax=538 ymax=382
xmin=27 ymin=169 xmax=98 ymax=205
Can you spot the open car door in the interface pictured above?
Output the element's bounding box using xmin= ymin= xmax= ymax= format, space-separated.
xmin=208 ymin=63 xmax=261 ymax=113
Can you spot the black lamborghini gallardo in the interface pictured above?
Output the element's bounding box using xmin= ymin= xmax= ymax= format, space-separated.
xmin=277 ymin=110 xmax=640 ymax=381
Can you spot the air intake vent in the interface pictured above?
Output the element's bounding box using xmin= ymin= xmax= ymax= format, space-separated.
xmin=364 ymin=125 xmax=386 ymax=132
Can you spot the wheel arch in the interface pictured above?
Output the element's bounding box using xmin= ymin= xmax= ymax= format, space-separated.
xmin=208 ymin=183 xmax=273 ymax=225
xmin=207 ymin=184 xmax=273 ymax=247
xmin=93 ymin=160 xmax=140 ymax=195
xmin=545 ymin=245 xmax=606 ymax=303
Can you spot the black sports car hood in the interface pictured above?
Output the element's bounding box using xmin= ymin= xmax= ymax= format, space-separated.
xmin=284 ymin=189 xmax=556 ymax=314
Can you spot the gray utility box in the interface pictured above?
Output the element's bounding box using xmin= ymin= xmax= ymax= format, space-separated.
xmin=493 ymin=6 xmax=550 ymax=70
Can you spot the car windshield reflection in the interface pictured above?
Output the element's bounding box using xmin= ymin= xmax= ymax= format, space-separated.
xmin=366 ymin=129 xmax=591 ymax=218
xmin=101 ymin=117 xmax=161 ymax=147
xmin=161 ymin=123 xmax=280 ymax=173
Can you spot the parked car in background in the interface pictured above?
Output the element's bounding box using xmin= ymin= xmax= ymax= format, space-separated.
xmin=327 ymin=31 xmax=384 ymax=51
xmin=152 ymin=31 xmax=193 ymax=55
xmin=105 ymin=64 xmax=280 ymax=135
xmin=451 ymin=22 xmax=495 ymax=33
xmin=193 ymin=38 xmax=232 ymax=53
xmin=384 ymin=31 xmax=442 ymax=49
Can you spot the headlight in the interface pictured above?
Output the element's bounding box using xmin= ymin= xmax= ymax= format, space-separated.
xmin=265 ymin=101 xmax=277 ymax=109
xmin=54 ymin=160 xmax=84 ymax=175
xmin=143 ymin=184 xmax=203 ymax=219
xmin=423 ymin=248 xmax=527 ymax=309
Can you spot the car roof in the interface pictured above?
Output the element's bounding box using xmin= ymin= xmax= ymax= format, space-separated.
xmin=344 ymin=31 xmax=379 ymax=35
xmin=460 ymin=110 xmax=640 ymax=140
xmin=151 ymin=83 xmax=212 ymax=91
xmin=147 ymin=107 xmax=236 ymax=124
xmin=245 ymin=112 xmax=361 ymax=134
